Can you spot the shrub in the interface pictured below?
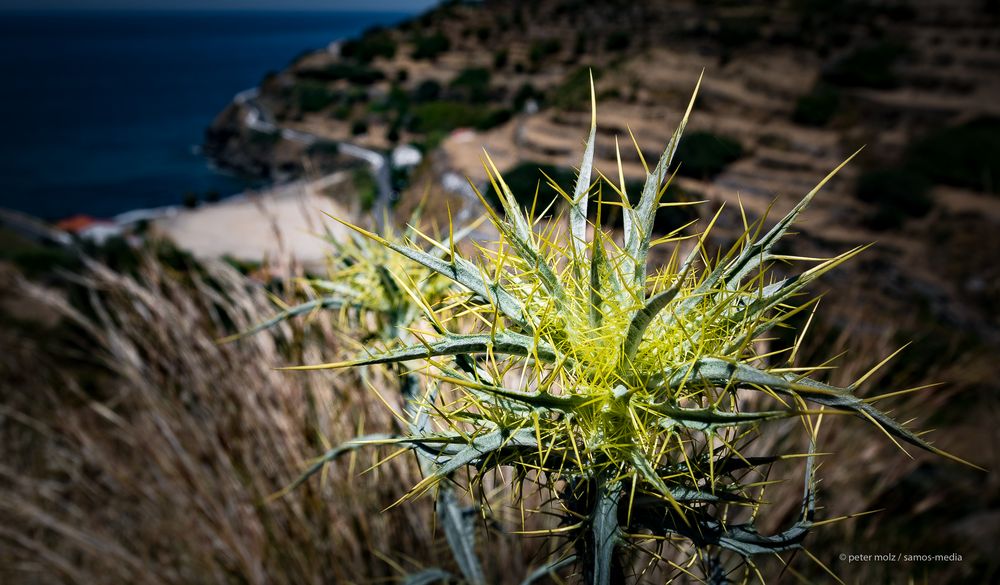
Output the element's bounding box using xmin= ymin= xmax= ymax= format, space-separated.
xmin=449 ymin=67 xmax=492 ymax=103
xmin=248 ymin=128 xmax=280 ymax=144
xmin=493 ymin=48 xmax=508 ymax=69
xmin=340 ymin=27 xmax=397 ymax=63
xmin=856 ymin=167 xmax=933 ymax=229
xmin=674 ymin=131 xmax=743 ymax=178
xmin=482 ymin=161 xmax=576 ymax=213
xmin=297 ymin=63 xmax=385 ymax=85
xmin=513 ymin=82 xmax=542 ymax=110
xmin=793 ymin=83 xmax=841 ymax=126
xmin=529 ymin=38 xmax=562 ymax=65
xmin=407 ymin=101 xmax=509 ymax=134
xmin=550 ymin=66 xmax=600 ymax=110
xmin=717 ymin=15 xmax=763 ymax=49
xmin=292 ymin=82 xmax=335 ymax=112
xmin=905 ymin=117 xmax=1000 ymax=193
xmin=604 ymin=31 xmax=630 ymax=52
xmin=475 ymin=107 xmax=513 ymax=130
xmin=307 ymin=141 xmax=340 ymax=156
xmin=412 ymin=79 xmax=442 ymax=102
xmin=350 ymin=119 xmax=368 ymax=136
xmin=412 ymin=32 xmax=450 ymax=60
xmin=352 ymin=167 xmax=378 ymax=211
xmin=823 ymin=42 xmax=905 ymax=89
xmin=5 ymin=245 xmax=80 ymax=277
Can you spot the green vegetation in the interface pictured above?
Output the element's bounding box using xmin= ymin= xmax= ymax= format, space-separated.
xmin=550 ymin=66 xmax=600 ymax=110
xmin=513 ymin=82 xmax=542 ymax=110
xmin=793 ymin=83 xmax=841 ymax=126
xmin=340 ymin=26 xmax=397 ymax=63
xmin=492 ymin=48 xmax=508 ymax=69
xmin=411 ymin=32 xmax=450 ymax=60
xmin=263 ymin=80 xmax=966 ymax=584
xmin=248 ymin=127 xmax=280 ymax=145
xmin=823 ymin=42 xmax=905 ymax=89
xmin=529 ymin=38 xmax=562 ymax=66
xmin=448 ymin=67 xmax=492 ymax=103
xmin=674 ymin=131 xmax=743 ymax=178
xmin=483 ymin=161 xmax=576 ymax=213
xmin=412 ymin=79 xmax=442 ymax=102
xmin=297 ymin=63 xmax=385 ymax=85
xmin=854 ymin=117 xmax=1000 ymax=228
xmin=350 ymin=119 xmax=368 ymax=136
xmin=0 ymin=228 xmax=79 ymax=277
xmin=905 ymin=117 xmax=1000 ymax=193
xmin=308 ymin=141 xmax=340 ymax=157
xmin=716 ymin=15 xmax=764 ymax=49
xmin=604 ymin=31 xmax=630 ymax=52
xmin=292 ymin=81 xmax=335 ymax=112
xmin=352 ymin=167 xmax=378 ymax=211
xmin=407 ymin=101 xmax=510 ymax=134
xmin=856 ymin=167 xmax=933 ymax=230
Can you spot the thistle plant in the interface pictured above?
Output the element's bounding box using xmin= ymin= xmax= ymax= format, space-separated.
xmin=275 ymin=76 xmax=972 ymax=584
xmin=224 ymin=209 xmax=460 ymax=344
xmin=232 ymin=209 xmax=499 ymax=583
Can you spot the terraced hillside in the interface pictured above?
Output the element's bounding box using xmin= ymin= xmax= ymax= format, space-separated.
xmin=207 ymin=0 xmax=1000 ymax=332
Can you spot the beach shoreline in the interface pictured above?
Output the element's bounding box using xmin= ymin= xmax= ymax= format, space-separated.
xmin=148 ymin=171 xmax=355 ymax=269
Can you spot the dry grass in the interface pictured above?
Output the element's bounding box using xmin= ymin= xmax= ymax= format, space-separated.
xmin=0 ymin=243 xmax=996 ymax=584
xmin=745 ymin=285 xmax=1000 ymax=583
xmin=0 ymin=256 xmax=534 ymax=584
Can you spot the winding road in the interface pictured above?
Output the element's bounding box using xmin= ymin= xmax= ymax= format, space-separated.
xmin=234 ymin=88 xmax=394 ymax=226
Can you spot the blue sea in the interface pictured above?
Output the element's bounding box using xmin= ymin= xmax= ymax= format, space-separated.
xmin=0 ymin=10 xmax=415 ymax=220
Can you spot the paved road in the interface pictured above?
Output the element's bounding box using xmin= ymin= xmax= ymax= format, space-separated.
xmin=234 ymin=88 xmax=393 ymax=226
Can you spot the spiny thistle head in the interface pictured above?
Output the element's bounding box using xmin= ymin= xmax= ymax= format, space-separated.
xmin=224 ymin=210 xmax=457 ymax=343
xmin=278 ymin=74 xmax=974 ymax=582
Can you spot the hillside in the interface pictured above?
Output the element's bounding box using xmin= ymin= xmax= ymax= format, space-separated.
xmin=200 ymin=1 xmax=1000 ymax=581
xmin=205 ymin=0 xmax=1000 ymax=335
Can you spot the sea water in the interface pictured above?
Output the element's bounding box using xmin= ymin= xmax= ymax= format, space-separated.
xmin=0 ymin=10 xmax=413 ymax=220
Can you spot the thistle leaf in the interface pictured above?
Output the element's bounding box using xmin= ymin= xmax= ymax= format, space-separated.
xmin=410 ymin=428 xmax=539 ymax=498
xmin=332 ymin=214 xmax=528 ymax=327
xmin=482 ymin=156 xmax=568 ymax=311
xmin=570 ymin=70 xmax=597 ymax=263
xmin=520 ymin=555 xmax=577 ymax=585
xmin=219 ymin=296 xmax=357 ymax=343
xmin=281 ymin=332 xmax=561 ymax=371
xmin=623 ymin=71 xmax=702 ymax=288
xmin=587 ymin=479 xmax=621 ymax=585
xmin=439 ymin=374 xmax=586 ymax=411
xmin=674 ymin=358 xmax=975 ymax=466
xmin=649 ymin=403 xmax=795 ymax=432
xmin=279 ymin=433 xmax=396 ymax=496
xmin=402 ymin=569 xmax=455 ymax=585
xmin=723 ymin=151 xmax=861 ymax=290
xmin=621 ymin=261 xmax=693 ymax=364
xmin=438 ymin=486 xmax=485 ymax=585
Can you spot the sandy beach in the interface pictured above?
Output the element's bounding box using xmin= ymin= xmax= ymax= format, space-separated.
xmin=153 ymin=172 xmax=355 ymax=268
